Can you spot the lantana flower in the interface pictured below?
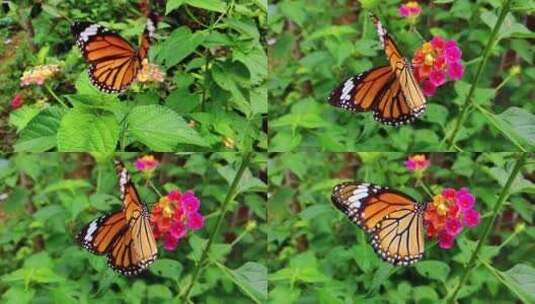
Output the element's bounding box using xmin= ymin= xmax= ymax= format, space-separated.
xmin=20 ymin=64 xmax=60 ymax=86
xmin=10 ymin=95 xmax=23 ymax=109
xmin=424 ymin=188 xmax=480 ymax=249
xmin=405 ymin=154 xmax=430 ymax=174
xmin=150 ymin=190 xmax=204 ymax=251
xmin=412 ymin=37 xmax=464 ymax=96
xmin=134 ymin=155 xmax=159 ymax=172
xmin=137 ymin=59 xmax=165 ymax=83
xmin=399 ymin=2 xmax=422 ymax=21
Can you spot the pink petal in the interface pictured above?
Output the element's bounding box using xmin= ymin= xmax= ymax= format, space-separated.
xmin=164 ymin=233 xmax=179 ymax=251
xmin=134 ymin=160 xmax=145 ymax=171
xmin=445 ymin=40 xmax=458 ymax=49
xmin=448 ymin=62 xmax=464 ymax=80
xmin=431 ymin=36 xmax=446 ymax=49
xmin=456 ymin=192 xmax=475 ymax=210
xmin=442 ymin=188 xmax=457 ymax=201
xmin=167 ymin=190 xmax=182 ymax=202
xmin=409 ymin=6 xmax=421 ymax=15
xmin=464 ymin=209 xmax=480 ymax=227
xmin=439 ymin=232 xmax=454 ymax=249
xmin=187 ymin=212 xmax=205 ymax=230
xmin=170 ymin=220 xmax=187 ymax=239
xmin=445 ymin=217 xmax=463 ymax=236
xmin=405 ymin=159 xmax=416 ymax=171
xmin=429 ymin=69 xmax=446 ymax=87
xmin=445 ymin=46 xmax=462 ymax=63
xmin=181 ymin=191 xmax=200 ymax=213
xmin=422 ymin=80 xmax=436 ymax=96
xmin=399 ymin=6 xmax=410 ymax=17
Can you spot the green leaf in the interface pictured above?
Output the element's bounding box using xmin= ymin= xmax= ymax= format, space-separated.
xmin=150 ymin=259 xmax=183 ymax=281
xmin=126 ymin=105 xmax=209 ymax=150
xmin=225 ymin=17 xmax=260 ymax=40
xmin=415 ymin=261 xmax=450 ymax=282
xmin=8 ymin=105 xmax=42 ymax=132
xmin=233 ymin=46 xmax=267 ymax=85
xmin=147 ymin=284 xmax=172 ymax=299
xmin=217 ymin=262 xmax=267 ymax=302
xmin=42 ymin=179 xmax=92 ymax=194
xmin=156 ymin=27 xmax=206 ymax=69
xmin=165 ymin=0 xmax=187 ymax=14
xmin=425 ymin=103 xmax=449 ymax=127
xmin=481 ymin=11 xmax=533 ymax=39
xmin=298 ymin=205 xmax=332 ymax=220
xmin=495 ymin=107 xmax=535 ymax=149
xmin=57 ymin=109 xmax=119 ymax=152
xmin=501 ymin=264 xmax=535 ymax=303
xmin=186 ymin=0 xmax=227 ymax=13
xmin=14 ymin=106 xmax=64 ymax=152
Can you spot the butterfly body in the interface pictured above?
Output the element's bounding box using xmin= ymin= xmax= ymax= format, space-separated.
xmin=329 ymin=14 xmax=426 ymax=126
xmin=77 ymin=160 xmax=157 ymax=276
xmin=332 ymin=182 xmax=425 ymax=266
xmin=72 ymin=17 xmax=156 ymax=93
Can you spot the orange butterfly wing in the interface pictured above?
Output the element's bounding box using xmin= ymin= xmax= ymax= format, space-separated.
xmin=332 ymin=182 xmax=425 ymax=265
xmin=77 ymin=160 xmax=157 ymax=276
xmin=328 ymin=14 xmax=426 ymax=126
xmin=72 ymin=16 xmax=157 ymax=93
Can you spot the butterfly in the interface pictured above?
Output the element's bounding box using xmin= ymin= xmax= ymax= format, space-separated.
xmin=71 ymin=15 xmax=157 ymax=93
xmin=328 ymin=13 xmax=426 ymax=126
xmin=331 ymin=182 xmax=426 ymax=265
xmin=77 ymin=160 xmax=158 ymax=276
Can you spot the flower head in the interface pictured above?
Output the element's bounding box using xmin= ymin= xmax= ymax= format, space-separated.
xmin=424 ymin=187 xmax=479 ymax=249
xmin=150 ymin=189 xmax=204 ymax=251
xmin=399 ymin=2 xmax=422 ymax=20
xmin=20 ymin=64 xmax=60 ymax=86
xmin=405 ymin=154 xmax=430 ymax=173
xmin=412 ymin=37 xmax=464 ymax=96
xmin=134 ymin=155 xmax=159 ymax=172
xmin=10 ymin=95 xmax=23 ymax=109
xmin=137 ymin=59 xmax=165 ymax=83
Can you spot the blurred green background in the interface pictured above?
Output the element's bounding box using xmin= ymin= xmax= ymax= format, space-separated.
xmin=0 ymin=152 xmax=267 ymax=303
xmin=268 ymin=152 xmax=534 ymax=302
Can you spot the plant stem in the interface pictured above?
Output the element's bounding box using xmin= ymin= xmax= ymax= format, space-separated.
xmin=45 ymin=84 xmax=68 ymax=108
xmin=410 ymin=25 xmax=425 ymax=42
xmin=417 ymin=179 xmax=434 ymax=199
xmin=445 ymin=0 xmax=512 ymax=149
xmin=447 ymin=153 xmax=526 ymax=303
xmin=147 ymin=179 xmax=162 ymax=197
xmin=181 ymin=152 xmax=252 ymax=301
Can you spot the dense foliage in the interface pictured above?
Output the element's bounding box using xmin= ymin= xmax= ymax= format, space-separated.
xmin=0 ymin=153 xmax=267 ymax=303
xmin=268 ymin=1 xmax=534 ymax=152
xmin=1 ymin=0 xmax=267 ymax=153
xmin=268 ymin=152 xmax=535 ymax=302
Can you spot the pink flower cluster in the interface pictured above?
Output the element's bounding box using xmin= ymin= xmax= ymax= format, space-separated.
xmin=134 ymin=155 xmax=159 ymax=172
xmin=399 ymin=2 xmax=422 ymax=18
xmin=424 ymin=188 xmax=480 ymax=249
xmin=20 ymin=64 xmax=60 ymax=86
xmin=150 ymin=190 xmax=204 ymax=251
xmin=412 ymin=37 xmax=464 ymax=96
xmin=405 ymin=154 xmax=430 ymax=172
